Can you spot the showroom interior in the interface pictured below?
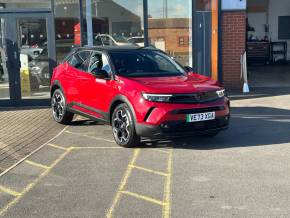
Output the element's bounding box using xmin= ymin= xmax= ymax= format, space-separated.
xmin=247 ymin=0 xmax=290 ymax=87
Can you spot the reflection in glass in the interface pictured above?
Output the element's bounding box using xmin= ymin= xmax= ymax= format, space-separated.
xmin=54 ymin=0 xmax=80 ymax=62
xmin=148 ymin=0 xmax=192 ymax=67
xmin=18 ymin=18 xmax=50 ymax=99
xmin=0 ymin=0 xmax=50 ymax=9
xmin=0 ymin=18 xmax=9 ymax=100
xmin=82 ymin=0 xmax=144 ymax=47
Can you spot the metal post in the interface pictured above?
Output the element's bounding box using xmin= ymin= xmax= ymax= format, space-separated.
xmin=86 ymin=0 xmax=93 ymax=46
xmin=79 ymin=0 xmax=84 ymax=46
xmin=143 ymin=0 xmax=148 ymax=47
xmin=192 ymin=0 xmax=197 ymax=71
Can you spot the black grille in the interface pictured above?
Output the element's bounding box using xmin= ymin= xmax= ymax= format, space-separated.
xmin=160 ymin=117 xmax=229 ymax=134
xmin=169 ymin=92 xmax=220 ymax=104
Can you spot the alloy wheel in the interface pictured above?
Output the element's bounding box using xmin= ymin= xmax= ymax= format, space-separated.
xmin=52 ymin=92 xmax=65 ymax=121
xmin=112 ymin=109 xmax=131 ymax=143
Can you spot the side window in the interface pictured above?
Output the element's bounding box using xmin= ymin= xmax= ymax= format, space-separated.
xmin=78 ymin=51 xmax=91 ymax=62
xmin=67 ymin=55 xmax=82 ymax=68
xmin=102 ymin=54 xmax=112 ymax=73
xmin=67 ymin=51 xmax=91 ymax=71
xmin=87 ymin=52 xmax=112 ymax=74
xmin=88 ymin=52 xmax=102 ymax=73
xmin=77 ymin=51 xmax=91 ymax=72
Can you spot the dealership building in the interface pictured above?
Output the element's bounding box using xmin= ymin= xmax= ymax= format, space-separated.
xmin=0 ymin=0 xmax=288 ymax=107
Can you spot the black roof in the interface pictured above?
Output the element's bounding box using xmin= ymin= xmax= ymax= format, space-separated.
xmin=74 ymin=46 xmax=158 ymax=53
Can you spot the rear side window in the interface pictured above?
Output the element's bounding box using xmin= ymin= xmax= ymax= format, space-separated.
xmin=67 ymin=55 xmax=81 ymax=68
xmin=67 ymin=51 xmax=91 ymax=71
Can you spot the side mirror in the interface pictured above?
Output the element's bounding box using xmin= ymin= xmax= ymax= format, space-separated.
xmin=184 ymin=66 xmax=194 ymax=73
xmin=91 ymin=68 xmax=110 ymax=79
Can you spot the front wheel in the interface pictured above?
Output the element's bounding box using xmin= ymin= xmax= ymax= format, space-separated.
xmin=51 ymin=89 xmax=74 ymax=124
xmin=112 ymin=103 xmax=140 ymax=147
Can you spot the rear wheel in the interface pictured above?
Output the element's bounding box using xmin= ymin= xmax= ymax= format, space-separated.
xmin=112 ymin=103 xmax=140 ymax=147
xmin=51 ymin=89 xmax=74 ymax=124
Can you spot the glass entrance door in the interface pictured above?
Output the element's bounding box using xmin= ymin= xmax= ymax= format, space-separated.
xmin=0 ymin=12 xmax=55 ymax=106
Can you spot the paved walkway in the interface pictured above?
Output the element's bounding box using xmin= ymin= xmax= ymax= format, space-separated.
xmin=0 ymin=108 xmax=65 ymax=174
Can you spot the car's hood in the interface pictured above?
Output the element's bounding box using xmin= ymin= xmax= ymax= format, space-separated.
xmin=119 ymin=73 xmax=222 ymax=93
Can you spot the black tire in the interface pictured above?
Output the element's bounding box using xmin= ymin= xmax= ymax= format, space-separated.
xmin=51 ymin=89 xmax=74 ymax=124
xmin=111 ymin=103 xmax=140 ymax=147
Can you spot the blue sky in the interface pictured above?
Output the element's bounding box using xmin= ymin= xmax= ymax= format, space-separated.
xmin=113 ymin=0 xmax=192 ymax=18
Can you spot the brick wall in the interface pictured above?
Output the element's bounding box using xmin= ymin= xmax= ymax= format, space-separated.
xmin=222 ymin=11 xmax=246 ymax=90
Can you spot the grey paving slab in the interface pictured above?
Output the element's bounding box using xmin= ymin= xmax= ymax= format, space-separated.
xmin=135 ymin=149 xmax=169 ymax=173
xmin=0 ymin=191 xmax=14 ymax=210
xmin=27 ymin=145 xmax=66 ymax=167
xmin=114 ymin=194 xmax=162 ymax=218
xmin=0 ymin=162 xmax=43 ymax=193
xmin=124 ymin=168 xmax=166 ymax=203
xmin=50 ymin=130 xmax=116 ymax=148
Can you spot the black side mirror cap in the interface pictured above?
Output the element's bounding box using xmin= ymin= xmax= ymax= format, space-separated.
xmin=184 ymin=66 xmax=194 ymax=73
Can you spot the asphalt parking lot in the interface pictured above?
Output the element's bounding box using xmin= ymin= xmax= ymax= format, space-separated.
xmin=1 ymin=88 xmax=290 ymax=218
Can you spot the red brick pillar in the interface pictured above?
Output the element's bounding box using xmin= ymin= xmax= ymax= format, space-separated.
xmin=222 ymin=11 xmax=246 ymax=90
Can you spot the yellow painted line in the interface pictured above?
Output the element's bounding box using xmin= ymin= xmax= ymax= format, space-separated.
xmin=153 ymin=149 xmax=171 ymax=154
xmin=163 ymin=149 xmax=173 ymax=218
xmin=129 ymin=165 xmax=168 ymax=177
xmin=121 ymin=190 xmax=165 ymax=206
xmin=25 ymin=160 xmax=50 ymax=170
xmin=71 ymin=146 xmax=122 ymax=150
xmin=0 ymin=148 xmax=72 ymax=216
xmin=0 ymin=185 xmax=21 ymax=197
xmin=47 ymin=143 xmax=69 ymax=151
xmin=106 ymin=149 xmax=141 ymax=218
xmin=65 ymin=130 xmax=116 ymax=143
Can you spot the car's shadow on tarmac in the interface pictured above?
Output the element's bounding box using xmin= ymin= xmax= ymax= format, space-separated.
xmin=68 ymin=106 xmax=290 ymax=150
xmin=140 ymin=106 xmax=290 ymax=150
xmin=70 ymin=119 xmax=99 ymax=126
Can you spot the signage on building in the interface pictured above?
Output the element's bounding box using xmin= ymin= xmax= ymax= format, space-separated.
xmin=222 ymin=0 xmax=247 ymax=10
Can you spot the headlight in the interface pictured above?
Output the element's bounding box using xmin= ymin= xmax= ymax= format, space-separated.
xmin=216 ymin=89 xmax=225 ymax=98
xmin=142 ymin=93 xmax=172 ymax=102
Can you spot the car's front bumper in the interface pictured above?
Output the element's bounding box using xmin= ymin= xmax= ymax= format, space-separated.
xmin=136 ymin=115 xmax=230 ymax=138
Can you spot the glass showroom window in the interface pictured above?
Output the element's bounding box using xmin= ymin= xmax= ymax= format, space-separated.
xmin=82 ymin=0 xmax=144 ymax=47
xmin=54 ymin=0 xmax=80 ymax=62
xmin=148 ymin=0 xmax=192 ymax=67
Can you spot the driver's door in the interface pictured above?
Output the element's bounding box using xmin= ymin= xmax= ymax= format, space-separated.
xmin=80 ymin=51 xmax=114 ymax=121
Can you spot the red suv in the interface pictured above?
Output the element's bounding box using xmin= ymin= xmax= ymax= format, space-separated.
xmin=51 ymin=47 xmax=230 ymax=147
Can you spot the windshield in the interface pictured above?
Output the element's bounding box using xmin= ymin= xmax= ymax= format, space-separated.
xmin=109 ymin=50 xmax=185 ymax=77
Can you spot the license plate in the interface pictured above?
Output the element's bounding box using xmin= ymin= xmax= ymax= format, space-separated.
xmin=186 ymin=112 xmax=215 ymax=122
